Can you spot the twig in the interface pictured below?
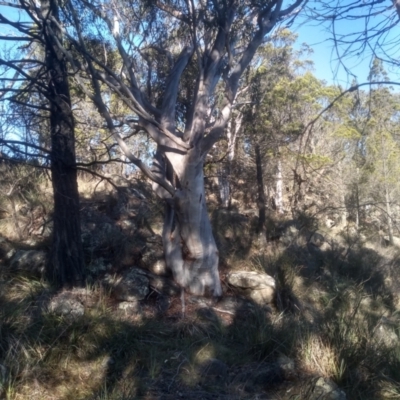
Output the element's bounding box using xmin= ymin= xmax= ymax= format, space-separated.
xmin=167 ymin=358 xmax=186 ymax=391
xmin=211 ymin=307 xmax=235 ymax=315
xmin=180 ymin=288 xmax=185 ymax=319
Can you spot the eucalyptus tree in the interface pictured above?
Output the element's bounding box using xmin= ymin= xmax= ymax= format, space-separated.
xmin=238 ymin=30 xmax=326 ymax=228
xmin=363 ymin=61 xmax=400 ymax=243
xmin=45 ymin=0 xmax=306 ymax=296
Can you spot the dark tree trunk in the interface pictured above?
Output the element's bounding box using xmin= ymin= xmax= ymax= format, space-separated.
xmin=255 ymin=144 xmax=266 ymax=234
xmin=42 ymin=0 xmax=85 ymax=286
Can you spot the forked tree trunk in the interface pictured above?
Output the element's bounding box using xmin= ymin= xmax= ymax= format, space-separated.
xmin=156 ymin=150 xmax=222 ymax=297
xmin=55 ymin=0 xmax=304 ymax=297
xmin=42 ymin=0 xmax=85 ymax=287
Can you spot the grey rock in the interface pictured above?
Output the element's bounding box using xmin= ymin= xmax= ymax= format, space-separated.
xmin=9 ymin=250 xmax=46 ymax=277
xmin=141 ymin=246 xmax=164 ymax=272
xmin=309 ymin=377 xmax=346 ymax=400
xmin=227 ymin=271 xmax=275 ymax=290
xmin=81 ymin=221 xmax=123 ymax=252
xmin=373 ymin=324 xmax=398 ymax=347
xmin=113 ymin=268 xmax=149 ymax=301
xmin=48 ymin=292 xmax=85 ymax=320
xmin=277 ymin=355 xmax=296 ymax=380
xmin=227 ymin=271 xmax=276 ymax=305
xmin=281 ymin=226 xmax=299 ymax=245
xmin=309 ymin=232 xmax=325 ymax=247
xmin=156 ymin=294 xmax=171 ymax=313
xmin=118 ymin=301 xmax=142 ymax=314
xmin=247 ymin=286 xmax=276 ymax=305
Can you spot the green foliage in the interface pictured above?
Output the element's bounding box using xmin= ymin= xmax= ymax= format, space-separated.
xmin=334 ymin=125 xmax=362 ymax=140
xmin=300 ymin=153 xmax=332 ymax=168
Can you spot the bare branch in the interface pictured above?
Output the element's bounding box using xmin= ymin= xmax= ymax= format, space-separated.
xmin=161 ymin=45 xmax=194 ymax=132
xmin=154 ymin=0 xmax=189 ymax=23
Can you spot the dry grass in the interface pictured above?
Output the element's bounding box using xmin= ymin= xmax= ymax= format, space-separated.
xmin=1 ymin=243 xmax=400 ymax=400
xmin=1 ymin=175 xmax=400 ymax=399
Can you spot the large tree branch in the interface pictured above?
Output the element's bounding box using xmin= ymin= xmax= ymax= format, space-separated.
xmin=394 ymin=0 xmax=400 ymax=19
xmin=74 ymin=28 xmax=176 ymax=196
xmin=279 ymin=0 xmax=306 ymax=17
xmin=154 ymin=0 xmax=189 ymax=23
xmin=0 ymin=59 xmax=49 ymax=93
xmin=0 ymin=13 xmax=41 ymax=39
xmin=78 ymin=0 xmax=156 ymax=118
xmin=0 ymin=138 xmax=51 ymax=154
xmin=186 ymin=10 xmax=235 ymax=145
xmin=161 ymin=45 xmax=194 ymax=132
xmin=201 ymin=0 xmax=306 ymax=154
xmin=91 ymin=89 xmax=175 ymax=195
xmin=64 ymin=0 xmax=189 ymax=151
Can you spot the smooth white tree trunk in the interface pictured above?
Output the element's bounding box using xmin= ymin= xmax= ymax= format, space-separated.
xmin=276 ymin=159 xmax=284 ymax=214
xmin=155 ymin=149 xmax=222 ymax=296
xmin=217 ymin=116 xmax=241 ymax=208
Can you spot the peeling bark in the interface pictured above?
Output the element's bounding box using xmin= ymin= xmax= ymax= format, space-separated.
xmin=158 ymin=150 xmax=221 ymax=296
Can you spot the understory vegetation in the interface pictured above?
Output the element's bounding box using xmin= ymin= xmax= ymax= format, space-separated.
xmin=1 ymin=172 xmax=400 ymax=400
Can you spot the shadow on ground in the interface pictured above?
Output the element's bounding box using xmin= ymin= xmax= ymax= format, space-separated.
xmin=1 ymin=186 xmax=400 ymax=400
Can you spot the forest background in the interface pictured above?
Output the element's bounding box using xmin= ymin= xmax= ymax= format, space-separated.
xmin=1 ymin=1 xmax=400 ymax=399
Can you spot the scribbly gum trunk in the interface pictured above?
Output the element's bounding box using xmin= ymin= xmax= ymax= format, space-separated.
xmin=159 ymin=151 xmax=222 ymax=297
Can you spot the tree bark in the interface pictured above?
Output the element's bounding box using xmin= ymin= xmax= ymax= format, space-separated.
xmin=157 ymin=150 xmax=222 ymax=297
xmin=42 ymin=0 xmax=85 ymax=286
xmin=385 ymin=186 xmax=394 ymax=245
xmin=381 ymin=133 xmax=394 ymax=245
xmin=276 ymin=159 xmax=284 ymax=214
xmin=217 ymin=115 xmax=241 ymax=208
xmin=340 ymin=192 xmax=347 ymax=227
xmin=255 ymin=144 xmax=266 ymax=234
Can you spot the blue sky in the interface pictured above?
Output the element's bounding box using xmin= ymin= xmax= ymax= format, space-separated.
xmin=1 ymin=2 xmax=399 ymax=89
xmin=295 ymin=23 xmax=371 ymax=85
xmin=293 ymin=9 xmax=400 ymax=88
